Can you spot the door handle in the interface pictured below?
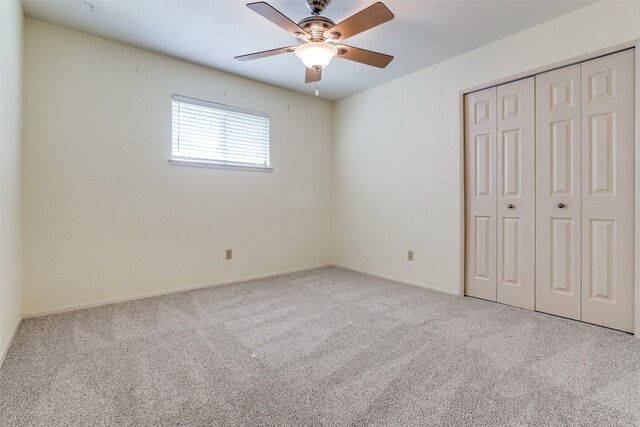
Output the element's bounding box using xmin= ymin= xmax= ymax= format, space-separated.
xmin=507 ymin=204 xmax=514 ymax=209
xmin=558 ymin=203 xmax=565 ymax=208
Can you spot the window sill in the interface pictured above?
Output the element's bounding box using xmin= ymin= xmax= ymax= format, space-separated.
xmin=168 ymin=159 xmax=273 ymax=173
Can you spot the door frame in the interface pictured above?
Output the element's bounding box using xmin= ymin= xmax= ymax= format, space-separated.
xmin=458 ymin=41 xmax=640 ymax=336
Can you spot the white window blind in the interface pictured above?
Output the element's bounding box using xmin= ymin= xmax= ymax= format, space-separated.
xmin=171 ymin=94 xmax=270 ymax=169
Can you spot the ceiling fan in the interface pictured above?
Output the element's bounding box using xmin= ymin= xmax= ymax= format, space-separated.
xmin=234 ymin=0 xmax=395 ymax=84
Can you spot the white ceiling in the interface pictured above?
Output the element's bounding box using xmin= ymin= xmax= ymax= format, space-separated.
xmin=22 ymin=0 xmax=595 ymax=101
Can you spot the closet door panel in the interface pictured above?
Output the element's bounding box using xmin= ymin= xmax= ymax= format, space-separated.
xmin=497 ymin=77 xmax=535 ymax=310
xmin=535 ymin=64 xmax=582 ymax=320
xmin=581 ymin=49 xmax=635 ymax=333
xmin=465 ymin=88 xmax=497 ymax=301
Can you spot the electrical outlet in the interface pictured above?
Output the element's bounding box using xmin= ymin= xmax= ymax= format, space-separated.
xmin=225 ymin=249 xmax=232 ymax=260
xmin=408 ymin=250 xmax=414 ymax=261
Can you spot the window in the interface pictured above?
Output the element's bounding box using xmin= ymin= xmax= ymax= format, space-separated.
xmin=171 ymin=94 xmax=271 ymax=171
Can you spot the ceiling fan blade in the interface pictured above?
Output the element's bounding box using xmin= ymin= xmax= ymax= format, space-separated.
xmin=247 ymin=2 xmax=307 ymax=37
xmin=235 ymin=46 xmax=296 ymax=61
xmin=336 ymin=45 xmax=393 ymax=68
xmin=327 ymin=2 xmax=394 ymax=42
xmin=305 ymin=67 xmax=322 ymax=83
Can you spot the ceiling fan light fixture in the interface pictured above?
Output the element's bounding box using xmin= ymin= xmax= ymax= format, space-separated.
xmin=237 ymin=1 xmax=395 ymax=84
xmin=295 ymin=42 xmax=338 ymax=69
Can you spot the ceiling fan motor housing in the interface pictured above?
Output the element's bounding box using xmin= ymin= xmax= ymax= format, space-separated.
xmin=298 ymin=16 xmax=335 ymax=41
xmin=306 ymin=0 xmax=330 ymax=16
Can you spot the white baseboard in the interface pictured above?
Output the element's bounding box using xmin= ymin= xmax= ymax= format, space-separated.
xmin=0 ymin=317 xmax=22 ymax=369
xmin=22 ymin=264 xmax=331 ymax=319
xmin=332 ymin=263 xmax=461 ymax=296
xmin=22 ymin=263 xmax=458 ymax=320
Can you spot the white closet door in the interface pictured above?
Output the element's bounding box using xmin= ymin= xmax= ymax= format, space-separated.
xmin=535 ymin=64 xmax=582 ymax=320
xmin=465 ymin=87 xmax=497 ymax=301
xmin=581 ymin=49 xmax=635 ymax=333
xmin=496 ymin=77 xmax=535 ymax=310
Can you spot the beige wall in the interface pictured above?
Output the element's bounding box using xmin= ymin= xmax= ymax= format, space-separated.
xmin=332 ymin=1 xmax=640 ymax=294
xmin=22 ymin=19 xmax=333 ymax=315
xmin=0 ymin=0 xmax=23 ymax=363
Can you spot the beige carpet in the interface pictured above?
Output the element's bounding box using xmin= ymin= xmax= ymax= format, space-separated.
xmin=1 ymin=267 xmax=640 ymax=425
